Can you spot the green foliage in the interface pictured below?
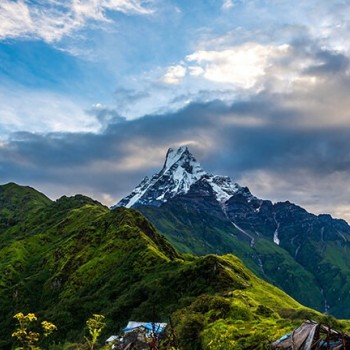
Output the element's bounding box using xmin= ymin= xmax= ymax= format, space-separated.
xmin=175 ymin=312 xmax=206 ymax=350
xmin=230 ymin=305 xmax=252 ymax=321
xmin=277 ymin=308 xmax=318 ymax=320
xmin=256 ymin=305 xmax=274 ymax=317
xmin=0 ymin=183 xmax=51 ymax=224
xmin=317 ymin=314 xmax=344 ymax=330
xmin=2 ymin=183 xmax=349 ymax=350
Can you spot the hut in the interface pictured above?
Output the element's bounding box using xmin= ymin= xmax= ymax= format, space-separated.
xmin=272 ymin=320 xmax=350 ymax=350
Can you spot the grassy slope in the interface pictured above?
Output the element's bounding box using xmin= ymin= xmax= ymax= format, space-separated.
xmin=0 ymin=183 xmax=52 ymax=246
xmin=139 ymin=204 xmax=325 ymax=312
xmin=0 ymin=183 xmax=348 ymax=349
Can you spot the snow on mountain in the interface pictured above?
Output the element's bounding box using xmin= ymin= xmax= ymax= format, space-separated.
xmin=114 ymin=146 xmax=254 ymax=208
xmin=206 ymin=175 xmax=242 ymax=203
xmin=115 ymin=146 xmax=205 ymax=208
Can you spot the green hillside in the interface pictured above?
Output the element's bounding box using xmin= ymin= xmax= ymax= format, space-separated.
xmin=139 ymin=202 xmax=325 ymax=312
xmin=0 ymin=182 xmax=51 ymax=239
xmin=0 ymin=183 xmax=346 ymax=349
xmin=138 ymin=198 xmax=350 ymax=319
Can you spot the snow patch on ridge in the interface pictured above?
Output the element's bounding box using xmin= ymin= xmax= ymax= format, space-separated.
xmin=120 ymin=176 xmax=150 ymax=208
xmin=206 ymin=175 xmax=241 ymax=203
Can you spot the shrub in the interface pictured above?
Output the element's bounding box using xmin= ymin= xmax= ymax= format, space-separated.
xmin=176 ymin=313 xmax=206 ymax=350
xmin=231 ymin=305 xmax=252 ymax=321
xmin=210 ymin=296 xmax=231 ymax=318
xmin=256 ymin=305 xmax=274 ymax=317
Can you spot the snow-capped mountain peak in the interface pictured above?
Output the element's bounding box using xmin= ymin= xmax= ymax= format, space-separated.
xmin=163 ymin=146 xmax=188 ymax=170
xmin=161 ymin=146 xmax=206 ymax=178
xmin=114 ymin=146 xmax=207 ymax=208
xmin=113 ymin=146 xmax=254 ymax=208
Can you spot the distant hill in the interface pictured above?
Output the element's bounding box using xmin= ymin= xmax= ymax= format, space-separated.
xmin=0 ymin=182 xmax=334 ymax=349
xmin=115 ymin=146 xmax=350 ymax=318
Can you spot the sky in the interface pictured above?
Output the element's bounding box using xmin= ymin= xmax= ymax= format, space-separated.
xmin=1 ymin=0 xmax=350 ymax=221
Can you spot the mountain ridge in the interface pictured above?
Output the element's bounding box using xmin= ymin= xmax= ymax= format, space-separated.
xmin=116 ymin=146 xmax=350 ymax=318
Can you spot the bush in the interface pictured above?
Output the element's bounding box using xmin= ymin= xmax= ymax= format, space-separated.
xmin=256 ymin=305 xmax=274 ymax=317
xmin=235 ymin=331 xmax=271 ymax=350
xmin=277 ymin=308 xmax=316 ymax=320
xmin=210 ymin=296 xmax=231 ymax=317
xmin=231 ymin=305 xmax=252 ymax=321
xmin=317 ymin=314 xmax=343 ymax=330
xmin=176 ymin=313 xmax=206 ymax=350
xmin=190 ymin=295 xmax=212 ymax=313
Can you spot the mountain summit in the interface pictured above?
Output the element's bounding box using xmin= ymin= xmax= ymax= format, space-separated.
xmin=115 ymin=146 xmax=253 ymax=208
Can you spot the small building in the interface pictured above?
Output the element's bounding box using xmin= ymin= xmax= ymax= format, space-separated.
xmin=272 ymin=320 xmax=350 ymax=350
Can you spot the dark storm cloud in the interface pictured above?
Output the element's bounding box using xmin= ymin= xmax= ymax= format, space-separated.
xmin=0 ymin=101 xmax=221 ymax=199
xmin=2 ymin=93 xmax=350 ymax=202
xmin=214 ymin=121 xmax=350 ymax=174
xmin=306 ymin=50 xmax=350 ymax=75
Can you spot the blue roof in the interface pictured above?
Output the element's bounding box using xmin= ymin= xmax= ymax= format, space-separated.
xmin=122 ymin=322 xmax=167 ymax=334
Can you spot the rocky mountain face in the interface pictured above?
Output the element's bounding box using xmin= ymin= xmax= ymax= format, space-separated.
xmin=116 ymin=146 xmax=350 ymax=318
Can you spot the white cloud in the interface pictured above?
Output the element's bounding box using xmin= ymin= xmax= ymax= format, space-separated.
xmin=162 ymin=65 xmax=187 ymax=85
xmin=186 ymin=43 xmax=290 ymax=89
xmin=0 ymin=0 xmax=153 ymax=43
xmin=0 ymin=85 xmax=100 ymax=138
xmin=0 ymin=1 xmax=34 ymax=40
xmin=188 ymin=66 xmax=205 ymax=77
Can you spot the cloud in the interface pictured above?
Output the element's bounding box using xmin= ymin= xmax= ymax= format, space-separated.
xmin=112 ymin=88 xmax=151 ymax=116
xmin=161 ymin=65 xmax=187 ymax=85
xmin=88 ymin=104 xmax=126 ymax=130
xmin=186 ymin=43 xmax=291 ymax=89
xmin=0 ymin=1 xmax=33 ymax=40
xmin=3 ymin=78 xmax=350 ymax=220
xmin=160 ymin=41 xmax=331 ymax=101
xmin=0 ymin=0 xmax=153 ymax=43
xmin=0 ymin=84 xmax=101 ymax=138
xmin=3 ymin=35 xmax=350 ymax=217
xmin=155 ymin=35 xmax=350 ymax=117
